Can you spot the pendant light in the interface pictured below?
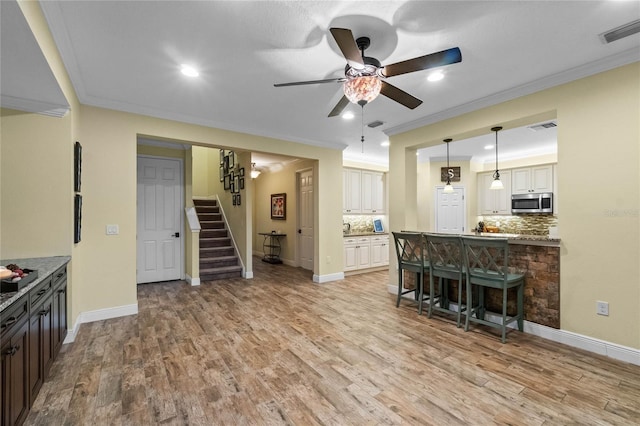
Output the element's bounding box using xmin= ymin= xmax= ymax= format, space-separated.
xmin=489 ymin=126 xmax=504 ymax=190
xmin=443 ymin=138 xmax=454 ymax=193
xmin=250 ymin=162 xmax=261 ymax=179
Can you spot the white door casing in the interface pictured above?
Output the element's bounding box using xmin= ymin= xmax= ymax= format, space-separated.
xmin=298 ymin=169 xmax=314 ymax=270
xmin=137 ymin=156 xmax=183 ymax=283
xmin=436 ymin=187 xmax=466 ymax=234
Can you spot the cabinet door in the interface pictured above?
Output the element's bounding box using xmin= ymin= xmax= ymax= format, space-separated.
xmin=344 ymin=244 xmax=358 ymax=271
xmin=357 ymin=243 xmax=371 ymax=269
xmin=511 ymin=168 xmax=531 ymax=194
xmin=478 ymin=172 xmax=497 ymax=214
xmin=361 ymin=171 xmax=385 ymax=213
xmin=370 ymin=237 xmax=389 ymax=267
xmin=494 ymin=170 xmax=512 ymax=214
xmin=52 ymin=283 xmax=67 ymax=355
xmin=29 ymin=298 xmax=54 ymax=404
xmin=532 ymin=165 xmax=553 ymax=193
xmin=2 ymin=320 xmax=29 ymax=426
xmin=343 ymin=169 xmax=362 ymax=213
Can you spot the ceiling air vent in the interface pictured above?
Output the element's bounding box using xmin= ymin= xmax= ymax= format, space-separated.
xmin=599 ymin=19 xmax=640 ymax=44
xmin=528 ymin=121 xmax=557 ymax=132
xmin=367 ymin=120 xmax=384 ymax=128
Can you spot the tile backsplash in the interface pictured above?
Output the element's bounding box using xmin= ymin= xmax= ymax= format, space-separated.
xmin=481 ymin=214 xmax=558 ymax=236
xmin=343 ymin=215 xmax=385 ymax=233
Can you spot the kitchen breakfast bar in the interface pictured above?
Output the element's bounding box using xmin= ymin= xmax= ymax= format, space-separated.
xmin=399 ymin=233 xmax=560 ymax=329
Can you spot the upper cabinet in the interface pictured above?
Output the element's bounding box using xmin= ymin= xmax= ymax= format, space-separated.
xmin=512 ymin=165 xmax=553 ymax=194
xmin=343 ymin=168 xmax=385 ymax=214
xmin=477 ymin=170 xmax=512 ymax=215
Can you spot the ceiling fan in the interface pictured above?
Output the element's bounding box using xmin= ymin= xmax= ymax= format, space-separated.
xmin=274 ymin=28 xmax=462 ymax=117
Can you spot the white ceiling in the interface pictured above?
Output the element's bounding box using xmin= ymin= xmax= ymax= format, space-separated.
xmin=3 ymin=1 xmax=639 ymax=167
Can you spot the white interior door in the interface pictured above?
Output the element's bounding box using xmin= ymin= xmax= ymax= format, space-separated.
xmin=435 ymin=187 xmax=466 ymax=233
xmin=137 ymin=156 xmax=183 ymax=283
xmin=298 ymin=169 xmax=314 ymax=270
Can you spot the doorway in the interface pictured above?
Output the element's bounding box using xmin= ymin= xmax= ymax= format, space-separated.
xmin=136 ymin=155 xmax=184 ymax=283
xmin=435 ymin=186 xmax=466 ymax=233
xmin=297 ymin=168 xmax=314 ymax=270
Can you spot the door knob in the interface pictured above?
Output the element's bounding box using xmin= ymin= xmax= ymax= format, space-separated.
xmin=174 ymin=232 xmax=180 ymax=238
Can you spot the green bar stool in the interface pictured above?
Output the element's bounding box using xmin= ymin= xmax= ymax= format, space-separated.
xmin=461 ymin=236 xmax=525 ymax=343
xmin=392 ymin=232 xmax=430 ymax=312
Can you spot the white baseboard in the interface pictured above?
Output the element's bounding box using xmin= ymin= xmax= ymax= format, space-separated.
xmin=244 ymin=270 xmax=254 ymax=279
xmin=313 ymin=272 xmax=344 ymax=283
xmin=63 ymin=303 xmax=139 ymax=344
xmin=386 ymin=285 xmax=640 ymax=366
xmin=186 ymin=274 xmax=200 ymax=286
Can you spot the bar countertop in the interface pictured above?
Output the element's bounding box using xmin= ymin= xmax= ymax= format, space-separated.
xmin=0 ymin=256 xmax=71 ymax=312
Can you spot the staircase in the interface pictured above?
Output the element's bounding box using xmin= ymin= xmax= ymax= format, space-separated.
xmin=193 ymin=199 xmax=242 ymax=281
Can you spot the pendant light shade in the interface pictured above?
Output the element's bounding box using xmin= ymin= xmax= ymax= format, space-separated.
xmin=443 ymin=138 xmax=454 ymax=193
xmin=250 ymin=162 xmax=261 ymax=179
xmin=490 ymin=126 xmax=504 ymax=190
xmin=344 ymin=76 xmax=382 ymax=104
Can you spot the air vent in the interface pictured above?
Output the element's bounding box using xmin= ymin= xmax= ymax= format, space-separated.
xmin=367 ymin=120 xmax=384 ymax=128
xmin=600 ymin=19 xmax=640 ymax=44
xmin=528 ymin=121 xmax=557 ymax=131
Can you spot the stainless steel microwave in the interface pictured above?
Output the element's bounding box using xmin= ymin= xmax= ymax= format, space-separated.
xmin=511 ymin=193 xmax=553 ymax=214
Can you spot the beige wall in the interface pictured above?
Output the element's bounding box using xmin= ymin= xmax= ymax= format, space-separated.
xmin=390 ymin=63 xmax=640 ymax=349
xmin=253 ymin=159 xmax=316 ymax=266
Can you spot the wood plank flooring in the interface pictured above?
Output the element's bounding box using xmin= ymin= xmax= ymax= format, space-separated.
xmin=26 ymin=258 xmax=640 ymax=425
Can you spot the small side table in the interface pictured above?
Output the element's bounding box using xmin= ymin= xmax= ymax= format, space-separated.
xmin=258 ymin=233 xmax=286 ymax=264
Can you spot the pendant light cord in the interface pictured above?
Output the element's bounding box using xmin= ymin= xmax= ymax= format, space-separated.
xmin=492 ymin=126 xmax=502 ymax=180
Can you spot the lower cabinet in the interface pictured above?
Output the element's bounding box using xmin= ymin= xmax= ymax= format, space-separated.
xmin=2 ymin=320 xmax=29 ymax=426
xmin=344 ymin=235 xmax=389 ymax=272
xmin=1 ymin=264 xmax=68 ymax=426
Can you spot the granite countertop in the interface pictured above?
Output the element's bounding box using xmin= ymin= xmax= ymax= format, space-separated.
xmin=469 ymin=232 xmax=560 ymax=242
xmin=0 ymin=256 xmax=71 ymax=312
xmin=343 ymin=232 xmax=389 ymax=237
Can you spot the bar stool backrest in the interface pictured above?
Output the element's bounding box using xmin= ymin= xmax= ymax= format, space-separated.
xmin=461 ymin=236 xmax=510 ymax=284
xmin=424 ymin=234 xmax=464 ymax=274
xmin=392 ymin=232 xmax=425 ymax=268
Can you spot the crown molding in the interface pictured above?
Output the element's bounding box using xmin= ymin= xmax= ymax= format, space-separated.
xmin=1 ymin=95 xmax=69 ymax=118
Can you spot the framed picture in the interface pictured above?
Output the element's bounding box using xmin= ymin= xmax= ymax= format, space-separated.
xmin=239 ymin=167 xmax=245 ymax=177
xmin=230 ymin=181 xmax=235 ymax=193
xmin=74 ymin=194 xmax=82 ymax=243
xmin=239 ymin=177 xmax=245 ymax=190
xmin=224 ymin=174 xmax=231 ymax=190
xmin=236 ymin=194 xmax=241 ymax=206
xmin=373 ymin=219 xmax=384 ymax=233
xmin=74 ymin=141 xmax=82 ymax=192
xmin=219 ymin=149 xmax=225 ymax=165
xmin=440 ymin=166 xmax=461 ymax=182
xmin=234 ymin=175 xmax=240 ymax=193
xmin=223 ymin=155 xmax=229 ymax=175
xmin=228 ymin=150 xmax=235 ymax=168
xmin=219 ymin=165 xmax=224 ymax=182
xmin=232 ymin=194 xmax=237 ymax=206
xmin=271 ymin=193 xmax=286 ymax=220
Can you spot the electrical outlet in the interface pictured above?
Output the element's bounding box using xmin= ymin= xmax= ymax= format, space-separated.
xmin=596 ymin=301 xmax=609 ymax=316
xmin=106 ymin=224 xmax=119 ymax=235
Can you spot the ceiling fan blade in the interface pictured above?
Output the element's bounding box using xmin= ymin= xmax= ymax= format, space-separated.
xmin=380 ymin=81 xmax=423 ymax=109
xmin=382 ymin=47 xmax=462 ymax=78
xmin=274 ymin=78 xmax=345 ymax=87
xmin=329 ymin=28 xmax=365 ymax=70
xmin=328 ymin=95 xmax=350 ymax=117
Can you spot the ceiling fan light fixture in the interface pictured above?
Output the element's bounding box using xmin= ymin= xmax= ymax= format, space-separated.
xmin=343 ymin=76 xmax=382 ymax=104
xmin=180 ymin=64 xmax=199 ymax=77
xmin=427 ymin=71 xmax=444 ymax=82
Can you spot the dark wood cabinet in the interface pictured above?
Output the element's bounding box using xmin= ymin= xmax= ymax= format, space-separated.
xmin=1 ymin=262 xmax=68 ymax=426
xmin=2 ymin=319 xmax=29 ymax=426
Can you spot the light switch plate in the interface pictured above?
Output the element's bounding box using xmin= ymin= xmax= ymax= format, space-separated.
xmin=596 ymin=301 xmax=609 ymax=316
xmin=106 ymin=224 xmax=119 ymax=235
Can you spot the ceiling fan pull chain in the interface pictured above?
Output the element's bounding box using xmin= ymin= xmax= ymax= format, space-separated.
xmin=361 ymin=104 xmax=365 ymax=153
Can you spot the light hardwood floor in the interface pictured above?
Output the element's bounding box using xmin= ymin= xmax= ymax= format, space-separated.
xmin=26 ymin=258 xmax=640 ymax=425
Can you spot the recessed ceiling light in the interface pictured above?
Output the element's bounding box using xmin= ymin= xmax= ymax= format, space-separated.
xmin=342 ymin=111 xmax=355 ymax=120
xmin=380 ymin=141 xmax=390 ymax=147
xmin=180 ymin=64 xmax=199 ymax=77
xmin=427 ymin=71 xmax=444 ymax=82
xmin=484 ymin=144 xmax=494 ymax=150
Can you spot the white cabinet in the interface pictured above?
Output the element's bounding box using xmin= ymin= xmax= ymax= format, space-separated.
xmin=343 ymin=169 xmax=362 ymax=213
xmin=370 ymin=235 xmax=390 ymax=267
xmin=512 ymin=165 xmax=553 ymax=194
xmin=343 ymin=168 xmax=385 ymax=214
xmin=361 ymin=171 xmax=385 ymax=213
xmin=344 ymin=237 xmax=371 ymax=271
xmin=344 ymin=235 xmax=389 ymax=271
xmin=478 ymin=170 xmax=512 ymax=215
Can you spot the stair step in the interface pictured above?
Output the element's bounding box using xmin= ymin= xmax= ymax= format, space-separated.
xmin=200 ymin=256 xmax=238 ymax=268
xmin=197 ymin=213 xmax=222 ymax=221
xmin=200 ymin=237 xmax=231 ymax=248
xmin=200 ymin=265 xmax=243 ymax=281
xmin=200 ymin=221 xmax=225 ymax=229
xmin=200 ymin=229 xmax=228 ymax=238
xmin=200 ymin=246 xmax=235 ymax=257
xmin=195 ymin=206 xmax=220 ymax=214
xmin=193 ymin=199 xmax=217 ymax=206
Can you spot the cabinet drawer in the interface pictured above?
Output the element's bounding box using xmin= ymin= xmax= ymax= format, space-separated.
xmin=52 ymin=265 xmax=67 ymax=289
xmin=29 ymin=276 xmax=52 ymax=310
xmin=1 ymin=294 xmax=28 ymax=340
